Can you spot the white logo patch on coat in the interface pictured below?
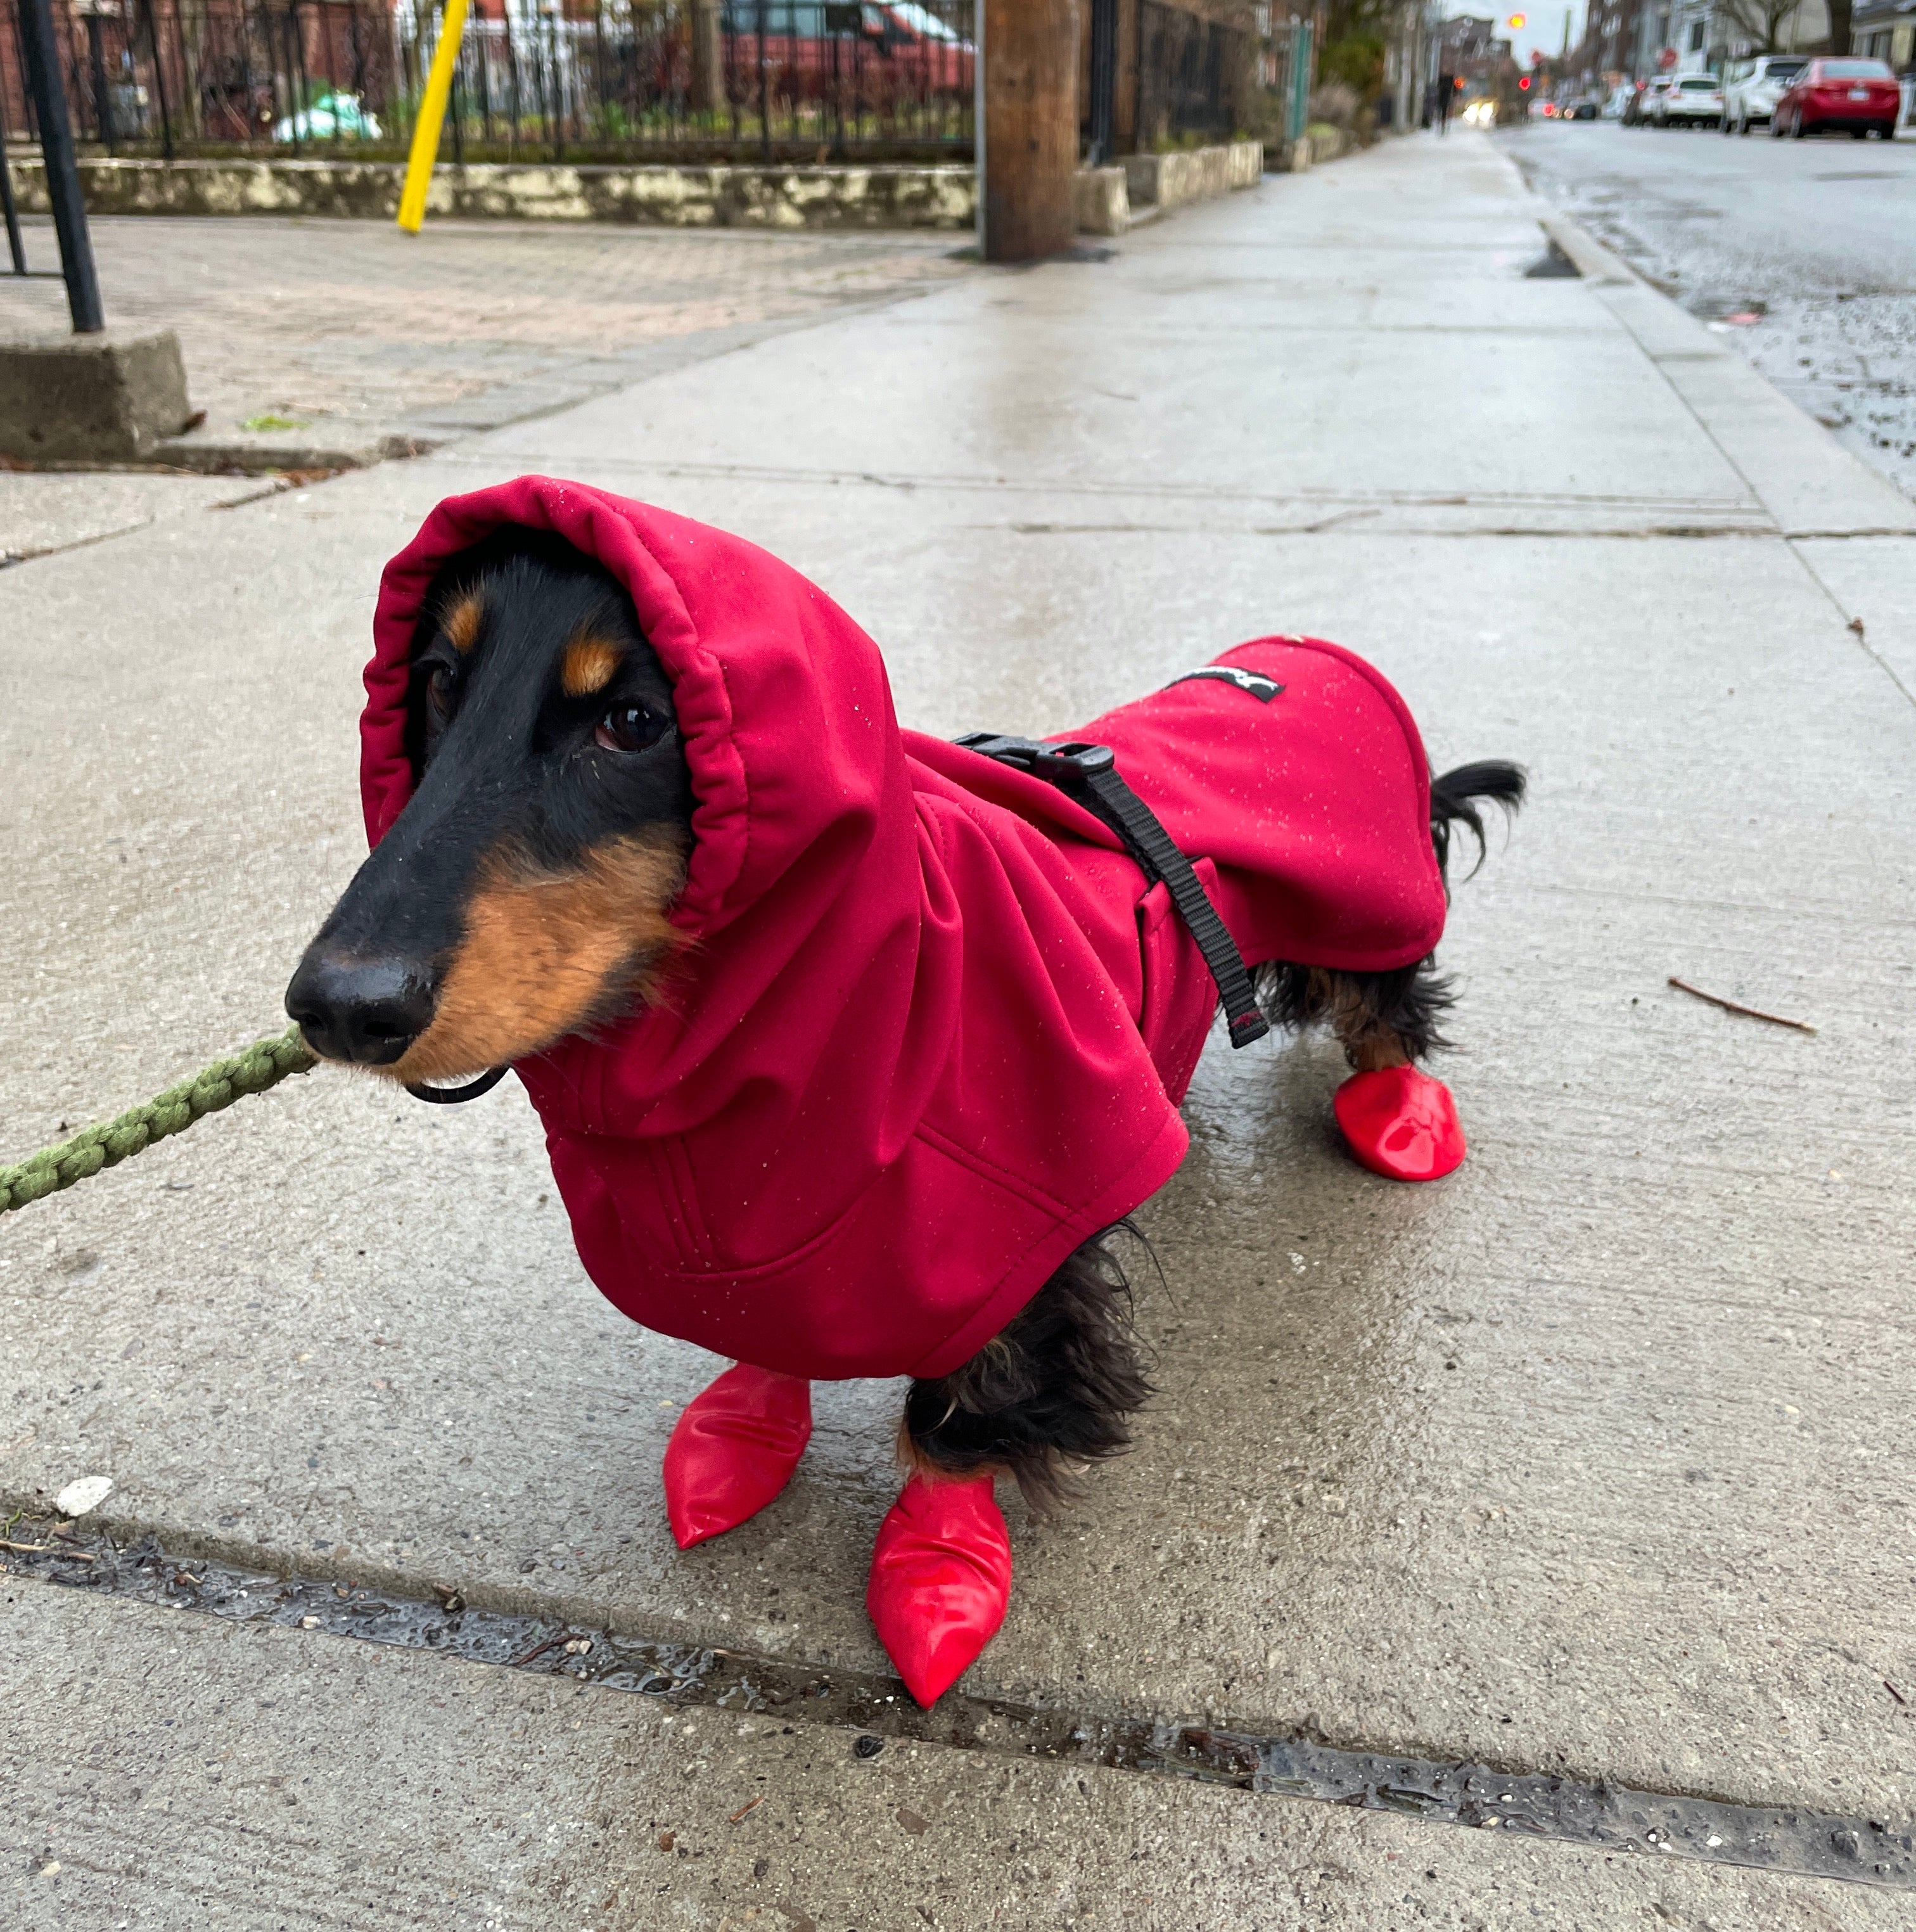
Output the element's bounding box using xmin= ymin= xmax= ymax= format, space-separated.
xmin=1166 ymin=666 xmax=1286 ymax=703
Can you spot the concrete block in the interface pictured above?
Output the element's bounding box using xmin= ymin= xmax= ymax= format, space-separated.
xmin=1121 ymin=152 xmax=1161 ymax=207
xmin=1120 ymin=140 xmax=1263 ymax=213
xmin=0 ymin=326 xmax=195 ymax=464
xmin=1075 ymin=165 xmax=1130 ymax=236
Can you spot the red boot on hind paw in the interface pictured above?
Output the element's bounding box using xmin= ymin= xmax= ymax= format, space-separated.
xmin=663 ymin=1362 xmax=812 ymax=1549
xmin=1334 ymin=1065 xmax=1467 ymax=1182
xmin=867 ymin=1473 xmax=1011 ymax=1708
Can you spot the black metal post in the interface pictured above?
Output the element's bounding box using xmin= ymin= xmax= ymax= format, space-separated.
xmin=290 ymin=1 xmax=312 ymax=151
xmin=18 ymin=0 xmax=105 ymax=331
xmin=86 ymin=13 xmax=116 ymax=153
xmin=277 ymin=6 xmax=300 ymax=153
xmin=140 ymin=0 xmax=174 ymax=160
xmin=756 ymin=0 xmax=769 ymax=163
xmin=1087 ymin=0 xmax=1116 ymax=163
xmin=0 ymin=78 xmax=29 ymax=276
xmin=504 ymin=11 xmax=521 ymax=158
xmin=450 ymin=32 xmax=464 ymax=165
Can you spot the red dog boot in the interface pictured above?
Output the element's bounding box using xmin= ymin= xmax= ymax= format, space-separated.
xmin=663 ymin=1362 xmax=812 ymax=1549
xmin=1334 ymin=1064 xmax=1467 ymax=1183
xmin=867 ymin=1473 xmax=1011 ymax=1708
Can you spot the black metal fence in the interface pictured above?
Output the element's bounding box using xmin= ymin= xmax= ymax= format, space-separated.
xmin=1137 ymin=0 xmax=1247 ymax=147
xmin=0 ymin=0 xmax=975 ymax=165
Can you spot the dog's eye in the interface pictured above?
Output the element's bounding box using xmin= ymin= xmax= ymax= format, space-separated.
xmin=425 ymin=663 xmax=456 ymax=720
xmin=595 ymin=703 xmax=666 ymax=754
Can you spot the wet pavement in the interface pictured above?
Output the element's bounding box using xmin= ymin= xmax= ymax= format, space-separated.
xmin=0 ymin=214 xmax=974 ymax=459
xmin=3 ymin=131 xmax=1915 ymax=1925
xmin=1502 ymin=118 xmax=1916 ymax=499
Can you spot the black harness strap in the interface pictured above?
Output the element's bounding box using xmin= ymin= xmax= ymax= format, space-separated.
xmin=955 ymin=733 xmax=1270 ymax=1049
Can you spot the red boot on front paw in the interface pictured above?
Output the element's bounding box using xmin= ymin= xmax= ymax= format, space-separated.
xmin=663 ymin=1362 xmax=812 ymax=1550
xmin=867 ymin=1473 xmax=1011 ymax=1708
xmin=1334 ymin=1065 xmax=1467 ymax=1182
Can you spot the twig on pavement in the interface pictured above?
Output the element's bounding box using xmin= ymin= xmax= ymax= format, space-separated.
xmin=1668 ymin=977 xmax=1817 ymax=1034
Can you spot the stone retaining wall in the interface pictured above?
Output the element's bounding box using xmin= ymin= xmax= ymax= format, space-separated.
xmin=6 ymin=141 xmax=1266 ymax=235
xmin=1121 ymin=139 xmax=1263 ymax=212
xmin=6 ymin=156 xmax=978 ymax=231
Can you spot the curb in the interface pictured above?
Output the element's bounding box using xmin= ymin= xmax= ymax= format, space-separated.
xmin=1521 ymin=193 xmax=1916 ymax=538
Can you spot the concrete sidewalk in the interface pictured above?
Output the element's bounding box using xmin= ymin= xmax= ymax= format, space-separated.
xmin=3 ymin=130 xmax=1913 ymax=1928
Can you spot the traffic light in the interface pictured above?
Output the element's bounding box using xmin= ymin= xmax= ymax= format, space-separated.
xmin=1517 ymin=73 xmax=1531 ymax=89
xmin=1507 ymin=12 xmax=1526 ymax=26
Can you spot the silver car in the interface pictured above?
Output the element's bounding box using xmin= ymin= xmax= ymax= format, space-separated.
xmin=1721 ymin=53 xmax=1808 ymax=134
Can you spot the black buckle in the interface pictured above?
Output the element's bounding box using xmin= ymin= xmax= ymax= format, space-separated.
xmin=954 ymin=732 xmax=1114 ymax=786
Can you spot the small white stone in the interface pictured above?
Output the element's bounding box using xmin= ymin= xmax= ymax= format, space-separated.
xmin=55 ymin=1475 xmax=113 ymax=1518
xmin=1706 ymin=1835 xmax=1723 ymax=1848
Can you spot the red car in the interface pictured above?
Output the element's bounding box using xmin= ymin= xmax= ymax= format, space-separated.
xmin=721 ymin=3 xmax=974 ymax=105
xmin=1771 ymin=56 xmax=1901 ymax=139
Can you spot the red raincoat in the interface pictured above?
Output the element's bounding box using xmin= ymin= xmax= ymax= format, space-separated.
xmin=362 ymin=478 xmax=1445 ymax=1381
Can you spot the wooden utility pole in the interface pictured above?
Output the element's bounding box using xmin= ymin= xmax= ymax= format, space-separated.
xmin=982 ymin=0 xmax=1079 ymax=263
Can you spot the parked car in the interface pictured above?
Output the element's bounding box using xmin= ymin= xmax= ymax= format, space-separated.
xmin=717 ymin=2 xmax=974 ymax=104
xmin=1602 ymin=82 xmax=1636 ymax=118
xmin=1771 ymin=56 xmax=1901 ymax=138
xmin=1720 ymin=52 xmax=1807 ymax=132
xmin=1652 ymin=73 xmax=1725 ymax=126
xmin=1561 ymin=94 xmax=1601 ymax=118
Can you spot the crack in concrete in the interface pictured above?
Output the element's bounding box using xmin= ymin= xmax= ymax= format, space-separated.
xmin=6 ymin=1522 xmax=1911 ymax=1891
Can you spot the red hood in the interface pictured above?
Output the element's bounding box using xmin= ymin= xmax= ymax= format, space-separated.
xmin=362 ymin=478 xmax=1441 ymax=1380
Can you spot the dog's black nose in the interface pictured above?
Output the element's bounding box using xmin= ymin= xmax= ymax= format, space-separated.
xmin=285 ymin=952 xmax=436 ymax=1066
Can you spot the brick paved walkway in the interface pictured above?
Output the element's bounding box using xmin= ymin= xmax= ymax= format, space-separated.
xmin=0 ymin=215 xmax=974 ymax=447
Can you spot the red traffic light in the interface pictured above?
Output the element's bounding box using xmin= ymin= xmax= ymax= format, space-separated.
xmin=1453 ymin=75 xmax=1466 ymax=89
xmin=1517 ymin=74 xmax=1531 ymax=89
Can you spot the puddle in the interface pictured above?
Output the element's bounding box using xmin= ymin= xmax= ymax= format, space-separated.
xmin=3 ymin=1519 xmax=1911 ymax=1890
xmin=1524 ymin=240 xmax=1581 ymax=279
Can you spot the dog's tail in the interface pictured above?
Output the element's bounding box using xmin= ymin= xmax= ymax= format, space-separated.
xmin=1430 ymin=761 xmax=1526 ymax=883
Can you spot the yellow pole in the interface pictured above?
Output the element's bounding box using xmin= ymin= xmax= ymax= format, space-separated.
xmin=397 ymin=0 xmax=471 ymax=234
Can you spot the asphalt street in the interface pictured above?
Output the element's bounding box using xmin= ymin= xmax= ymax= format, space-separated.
xmin=4 ymin=133 xmax=1915 ymax=1926
xmin=1503 ymin=117 xmax=1916 ymax=497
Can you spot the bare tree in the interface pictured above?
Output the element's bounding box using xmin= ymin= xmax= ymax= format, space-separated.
xmin=1714 ymin=0 xmax=1808 ymax=48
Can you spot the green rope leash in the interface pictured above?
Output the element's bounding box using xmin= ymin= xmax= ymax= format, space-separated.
xmin=0 ymin=1027 xmax=317 ymax=1216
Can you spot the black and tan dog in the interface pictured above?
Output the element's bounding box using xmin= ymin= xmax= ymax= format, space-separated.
xmin=289 ymin=487 xmax=1521 ymax=1703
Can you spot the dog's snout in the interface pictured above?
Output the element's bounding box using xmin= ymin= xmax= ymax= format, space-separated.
xmin=285 ymin=952 xmax=437 ymax=1066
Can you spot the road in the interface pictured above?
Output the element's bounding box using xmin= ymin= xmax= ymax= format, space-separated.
xmin=1501 ymin=117 xmax=1916 ymax=497
xmin=5 ymin=131 xmax=1916 ymax=1925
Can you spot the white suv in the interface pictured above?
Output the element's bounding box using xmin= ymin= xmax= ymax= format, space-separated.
xmin=1721 ymin=53 xmax=1808 ymax=133
xmin=1653 ymin=73 xmax=1726 ymax=125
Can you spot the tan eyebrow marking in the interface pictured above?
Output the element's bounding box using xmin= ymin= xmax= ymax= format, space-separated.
xmin=561 ymin=632 xmax=623 ymax=698
xmin=442 ymin=591 xmax=484 ymax=655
